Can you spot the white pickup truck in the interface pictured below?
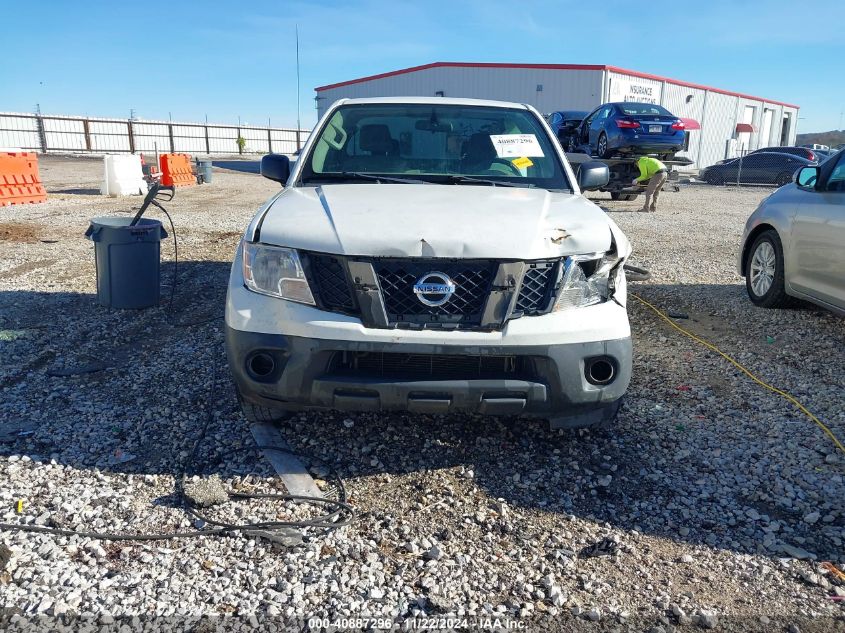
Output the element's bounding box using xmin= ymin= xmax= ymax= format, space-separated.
xmin=225 ymin=97 xmax=633 ymax=429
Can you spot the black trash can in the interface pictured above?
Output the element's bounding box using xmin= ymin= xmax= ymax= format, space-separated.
xmin=196 ymin=159 xmax=213 ymax=184
xmin=85 ymin=216 xmax=167 ymax=309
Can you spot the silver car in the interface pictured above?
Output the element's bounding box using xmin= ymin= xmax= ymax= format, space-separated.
xmin=739 ymin=149 xmax=845 ymax=315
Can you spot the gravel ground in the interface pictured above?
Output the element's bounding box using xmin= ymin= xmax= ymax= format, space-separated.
xmin=0 ymin=156 xmax=843 ymax=632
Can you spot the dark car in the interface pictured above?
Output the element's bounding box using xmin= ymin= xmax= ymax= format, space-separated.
xmin=700 ymin=152 xmax=814 ymax=186
xmin=545 ymin=110 xmax=589 ymax=152
xmin=575 ymin=102 xmax=686 ymax=159
xmin=750 ymin=146 xmax=822 ymax=162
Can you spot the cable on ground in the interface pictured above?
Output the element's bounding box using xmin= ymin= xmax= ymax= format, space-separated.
xmin=630 ymin=289 xmax=845 ymax=456
xmin=0 ymin=358 xmax=353 ymax=541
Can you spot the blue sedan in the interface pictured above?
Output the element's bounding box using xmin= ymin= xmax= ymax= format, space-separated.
xmin=576 ymin=102 xmax=687 ymax=159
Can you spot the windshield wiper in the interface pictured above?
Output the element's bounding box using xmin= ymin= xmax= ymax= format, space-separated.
xmin=304 ymin=172 xmax=431 ymax=185
xmin=443 ymin=175 xmax=536 ymax=188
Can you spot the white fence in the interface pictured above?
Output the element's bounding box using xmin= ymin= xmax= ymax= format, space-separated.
xmin=0 ymin=112 xmax=311 ymax=155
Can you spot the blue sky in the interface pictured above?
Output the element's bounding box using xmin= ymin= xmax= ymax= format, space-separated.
xmin=2 ymin=0 xmax=842 ymax=132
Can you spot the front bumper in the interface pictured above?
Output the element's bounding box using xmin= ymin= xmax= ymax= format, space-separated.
xmin=226 ymin=326 xmax=632 ymax=421
xmin=226 ymin=242 xmax=633 ymax=424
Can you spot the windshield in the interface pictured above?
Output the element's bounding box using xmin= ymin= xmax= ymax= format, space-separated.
xmin=618 ymin=103 xmax=672 ymax=116
xmin=299 ymin=104 xmax=570 ymax=190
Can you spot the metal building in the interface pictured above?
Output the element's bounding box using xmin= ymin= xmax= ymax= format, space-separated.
xmin=314 ymin=62 xmax=800 ymax=169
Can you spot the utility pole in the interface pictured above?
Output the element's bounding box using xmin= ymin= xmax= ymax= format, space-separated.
xmin=34 ymin=102 xmax=47 ymax=154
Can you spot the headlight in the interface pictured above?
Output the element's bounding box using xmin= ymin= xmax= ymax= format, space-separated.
xmin=553 ymin=251 xmax=623 ymax=310
xmin=242 ymin=242 xmax=315 ymax=304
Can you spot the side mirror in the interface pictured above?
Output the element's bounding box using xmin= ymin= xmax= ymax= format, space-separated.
xmin=577 ymin=161 xmax=610 ymax=191
xmin=261 ymin=154 xmax=291 ymax=184
xmin=795 ymin=165 xmax=819 ymax=189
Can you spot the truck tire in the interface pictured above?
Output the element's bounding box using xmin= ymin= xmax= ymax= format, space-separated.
xmin=236 ymin=387 xmax=294 ymax=424
xmin=611 ymin=192 xmax=638 ymax=201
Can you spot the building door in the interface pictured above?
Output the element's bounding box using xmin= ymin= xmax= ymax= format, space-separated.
xmin=760 ymin=108 xmax=774 ymax=148
xmin=780 ymin=113 xmax=792 ymax=145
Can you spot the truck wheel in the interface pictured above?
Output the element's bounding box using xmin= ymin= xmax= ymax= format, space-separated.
xmin=236 ymin=387 xmax=294 ymax=424
xmin=610 ymin=192 xmax=622 ymax=200
xmin=597 ymin=133 xmax=612 ymax=159
xmin=744 ymin=230 xmax=794 ymax=309
xmin=622 ymin=194 xmax=638 ymax=201
xmin=548 ymin=398 xmax=622 ymax=430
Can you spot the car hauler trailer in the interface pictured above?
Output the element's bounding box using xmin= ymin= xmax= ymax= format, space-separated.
xmin=566 ymin=153 xmax=693 ymax=201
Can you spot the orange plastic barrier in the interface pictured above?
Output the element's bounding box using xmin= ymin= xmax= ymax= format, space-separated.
xmin=0 ymin=152 xmax=47 ymax=206
xmin=159 ymin=153 xmax=195 ymax=187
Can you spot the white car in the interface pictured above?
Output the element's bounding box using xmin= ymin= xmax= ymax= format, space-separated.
xmin=739 ymin=148 xmax=845 ymax=314
xmin=225 ymin=97 xmax=633 ymax=429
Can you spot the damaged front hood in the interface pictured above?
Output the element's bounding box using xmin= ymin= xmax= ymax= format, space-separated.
xmin=257 ymin=184 xmax=615 ymax=259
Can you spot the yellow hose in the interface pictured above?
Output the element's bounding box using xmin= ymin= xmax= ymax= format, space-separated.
xmin=631 ymin=292 xmax=845 ymax=456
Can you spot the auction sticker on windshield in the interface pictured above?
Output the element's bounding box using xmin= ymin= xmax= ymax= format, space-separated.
xmin=490 ymin=134 xmax=545 ymax=158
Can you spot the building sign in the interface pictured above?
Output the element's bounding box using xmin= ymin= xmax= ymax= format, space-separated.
xmin=609 ymin=77 xmax=659 ymax=104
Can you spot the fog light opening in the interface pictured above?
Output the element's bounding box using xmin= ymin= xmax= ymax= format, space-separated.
xmin=586 ymin=357 xmax=615 ymax=385
xmin=247 ymin=352 xmax=275 ymax=378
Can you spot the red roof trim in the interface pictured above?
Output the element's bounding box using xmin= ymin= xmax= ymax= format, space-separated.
xmin=735 ymin=122 xmax=756 ymax=133
xmin=315 ymin=62 xmax=800 ymax=110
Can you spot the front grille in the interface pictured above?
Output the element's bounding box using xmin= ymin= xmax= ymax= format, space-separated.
xmin=305 ymin=254 xmax=356 ymax=312
xmin=330 ymin=351 xmax=530 ymax=380
xmin=301 ymin=252 xmax=564 ymax=327
xmin=515 ymin=261 xmax=559 ymax=315
xmin=374 ymin=260 xmax=495 ymax=326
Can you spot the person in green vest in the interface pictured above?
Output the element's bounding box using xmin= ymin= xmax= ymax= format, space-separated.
xmin=632 ymin=156 xmax=668 ymax=212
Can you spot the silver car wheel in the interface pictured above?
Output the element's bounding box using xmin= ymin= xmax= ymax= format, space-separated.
xmin=750 ymin=241 xmax=776 ymax=297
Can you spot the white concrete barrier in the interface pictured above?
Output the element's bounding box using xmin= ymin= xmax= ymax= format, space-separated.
xmin=101 ymin=154 xmax=147 ymax=196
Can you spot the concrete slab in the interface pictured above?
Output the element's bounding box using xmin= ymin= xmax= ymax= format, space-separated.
xmin=250 ymin=423 xmax=323 ymax=498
